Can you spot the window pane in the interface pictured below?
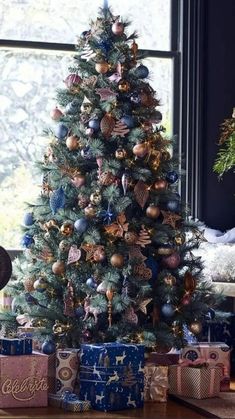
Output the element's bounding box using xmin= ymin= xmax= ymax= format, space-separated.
xmin=0 ymin=0 xmax=171 ymax=50
xmin=0 ymin=49 xmax=69 ymax=249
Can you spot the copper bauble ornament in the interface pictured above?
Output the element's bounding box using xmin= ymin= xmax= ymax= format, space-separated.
xmin=95 ymin=62 xmax=110 ymax=74
xmin=112 ymin=21 xmax=124 ymax=35
xmin=90 ymin=191 xmax=102 ymax=205
xmin=124 ymin=231 xmax=138 ymax=245
xmin=189 ymin=321 xmax=202 ymax=335
xmin=164 ymin=274 xmax=176 ymax=286
xmin=118 ymin=80 xmax=130 ymax=92
xmin=133 ymin=143 xmax=148 ymax=158
xmin=184 ymin=271 xmax=196 ymax=292
xmin=59 ymin=240 xmax=70 ymax=252
xmin=146 ymin=204 xmax=160 ymax=219
xmin=24 ymin=278 xmax=35 ymax=292
xmin=115 ymin=147 xmax=127 ymax=160
xmin=66 ymin=135 xmax=79 ymax=151
xmin=93 ymin=248 xmax=106 ymax=263
xmin=50 ymin=107 xmax=63 ymax=120
xmin=99 ymin=171 xmax=116 ymax=186
xmin=52 ymin=260 xmax=65 ymax=275
xmin=110 ymin=253 xmax=124 ymax=268
xmin=175 ymin=234 xmax=185 ymax=245
xmin=162 ymin=252 xmax=181 ymax=269
xmin=153 ymin=179 xmax=168 ymax=191
xmin=71 ymin=174 xmax=85 ymax=188
xmin=60 ymin=221 xmax=74 ymax=236
xmin=84 ymin=204 xmax=96 ymax=218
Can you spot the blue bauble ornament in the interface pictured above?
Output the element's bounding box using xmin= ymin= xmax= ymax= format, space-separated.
xmin=120 ymin=115 xmax=135 ymax=128
xmin=25 ymin=293 xmax=37 ymax=305
xmin=23 ymin=212 xmax=34 ymax=226
xmin=86 ymin=277 xmax=97 ymax=289
xmin=166 ymin=200 xmax=180 ymax=212
xmin=145 ymin=256 xmax=159 ymax=281
xmin=54 ymin=123 xmax=69 ymax=140
xmin=74 ymin=218 xmax=88 ymax=233
xmin=75 ymin=306 xmax=85 ymax=318
xmin=135 ymin=64 xmax=149 ymax=79
xmin=49 ymin=186 xmax=65 ymax=215
xmin=42 ymin=340 xmax=56 ymax=355
xmin=97 ymin=39 xmax=111 ymax=55
xmin=129 ymin=92 xmax=141 ymax=105
xmin=166 ymin=171 xmax=179 ymax=184
xmin=88 ymin=119 xmax=100 ymax=130
xmin=21 ymin=233 xmax=34 ymax=248
xmin=161 ymin=303 xmax=175 ymax=318
xmin=65 ymin=99 xmax=80 ymax=115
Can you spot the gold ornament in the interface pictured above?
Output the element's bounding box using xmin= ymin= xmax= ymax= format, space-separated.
xmin=150 ymin=151 xmax=161 ymax=171
xmin=161 ymin=210 xmax=182 ymax=229
xmin=41 ymin=219 xmax=60 ymax=233
xmin=105 ymin=212 xmax=129 ymax=238
xmin=106 ymin=289 xmax=114 ymax=328
xmin=189 ymin=321 xmax=202 ymax=335
xmin=133 ymin=263 xmax=152 ymax=280
xmin=66 ymin=135 xmax=80 ymax=151
xmin=53 ymin=320 xmax=72 ymax=336
xmin=131 ymin=40 xmax=138 ymax=62
xmin=115 ymin=147 xmax=127 ymax=160
xmin=161 ymin=151 xmax=171 ymax=161
xmin=137 ymin=298 xmax=152 ymax=314
xmin=153 ymin=179 xmax=168 ymax=191
xmin=146 ymin=204 xmax=161 ymax=219
xmin=164 ymin=274 xmax=176 ymax=286
xmin=118 ymin=80 xmax=130 ymax=92
xmin=110 ymin=253 xmax=124 ymax=268
xmin=174 ymin=234 xmax=185 ymax=245
xmin=99 ymin=171 xmax=116 ymax=186
xmin=24 ymin=278 xmax=35 ymax=292
xmin=78 ymin=195 xmax=90 ymax=209
xmin=90 ymin=191 xmax=102 ymax=205
xmin=59 ymin=240 xmax=70 ymax=252
xmin=81 ymin=243 xmax=105 ymax=263
xmin=60 ymin=221 xmax=74 ymax=236
xmin=95 ymin=61 xmax=110 ymax=74
xmin=134 ymin=180 xmax=149 ymax=209
xmin=136 ymin=225 xmax=151 ymax=248
xmin=158 ymin=247 xmax=175 ymax=256
xmin=84 ymin=204 xmax=97 ymax=218
xmin=184 ymin=271 xmax=196 ymax=292
xmin=124 ymin=231 xmax=138 ymax=245
xmin=133 ymin=142 xmax=149 ymax=158
xmin=52 ymin=260 xmax=65 ymax=275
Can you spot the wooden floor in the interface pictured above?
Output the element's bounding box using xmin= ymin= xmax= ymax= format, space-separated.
xmin=1 ymin=382 xmax=234 ymax=418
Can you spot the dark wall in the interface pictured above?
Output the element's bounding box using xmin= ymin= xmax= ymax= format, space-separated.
xmin=201 ymin=0 xmax=235 ymax=230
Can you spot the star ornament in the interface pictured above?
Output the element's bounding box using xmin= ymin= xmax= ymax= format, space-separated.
xmin=137 ymin=298 xmax=152 ymax=314
xmin=161 ymin=210 xmax=182 ymax=229
xmin=95 ymin=88 xmax=118 ymax=101
xmin=192 ymin=228 xmax=208 ymax=243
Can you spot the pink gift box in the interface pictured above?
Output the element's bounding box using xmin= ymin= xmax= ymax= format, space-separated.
xmin=181 ymin=342 xmax=230 ymax=391
xmin=0 ymin=352 xmax=48 ymax=408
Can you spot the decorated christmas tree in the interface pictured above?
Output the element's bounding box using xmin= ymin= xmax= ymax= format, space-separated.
xmin=2 ymin=6 xmax=220 ymax=351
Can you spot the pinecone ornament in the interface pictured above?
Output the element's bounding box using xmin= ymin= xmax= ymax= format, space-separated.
xmin=99 ymin=171 xmax=116 ymax=186
xmin=136 ymin=225 xmax=152 ymax=248
xmin=78 ymin=195 xmax=90 ymax=209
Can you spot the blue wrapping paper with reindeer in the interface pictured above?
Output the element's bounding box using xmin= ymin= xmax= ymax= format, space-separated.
xmin=79 ymin=343 xmax=145 ymax=411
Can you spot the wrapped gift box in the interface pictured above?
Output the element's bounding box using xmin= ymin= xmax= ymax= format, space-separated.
xmin=48 ymin=353 xmax=56 ymax=394
xmin=0 ymin=352 xmax=48 ymax=408
xmin=49 ymin=392 xmax=91 ymax=412
xmin=169 ymin=365 xmax=221 ymax=399
xmin=79 ymin=342 xmax=144 ymax=412
xmin=56 ymin=348 xmax=79 ymax=394
xmin=144 ymin=365 xmax=168 ymax=402
xmin=181 ymin=342 xmax=230 ymax=391
xmin=146 ymin=352 xmax=180 ymax=366
xmin=17 ymin=326 xmax=45 ymax=351
xmin=0 ymin=337 xmax=32 ymax=355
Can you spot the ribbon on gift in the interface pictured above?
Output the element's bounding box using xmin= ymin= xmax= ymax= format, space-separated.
xmin=61 ymin=391 xmax=79 ymax=410
xmin=144 ymin=365 xmax=168 ymax=401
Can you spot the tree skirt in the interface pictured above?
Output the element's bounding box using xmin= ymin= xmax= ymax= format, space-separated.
xmin=170 ymin=393 xmax=235 ymax=418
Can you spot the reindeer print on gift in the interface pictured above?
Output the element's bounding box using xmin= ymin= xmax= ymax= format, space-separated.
xmin=127 ymin=394 xmax=136 ymax=408
xmin=95 ymin=392 xmax=105 ymax=404
xmin=115 ymin=351 xmax=126 ymax=365
xmin=106 ymin=371 xmax=119 ymax=385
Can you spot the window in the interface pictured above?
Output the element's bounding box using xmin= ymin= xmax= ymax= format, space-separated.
xmin=0 ymin=0 xmax=181 ymax=249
